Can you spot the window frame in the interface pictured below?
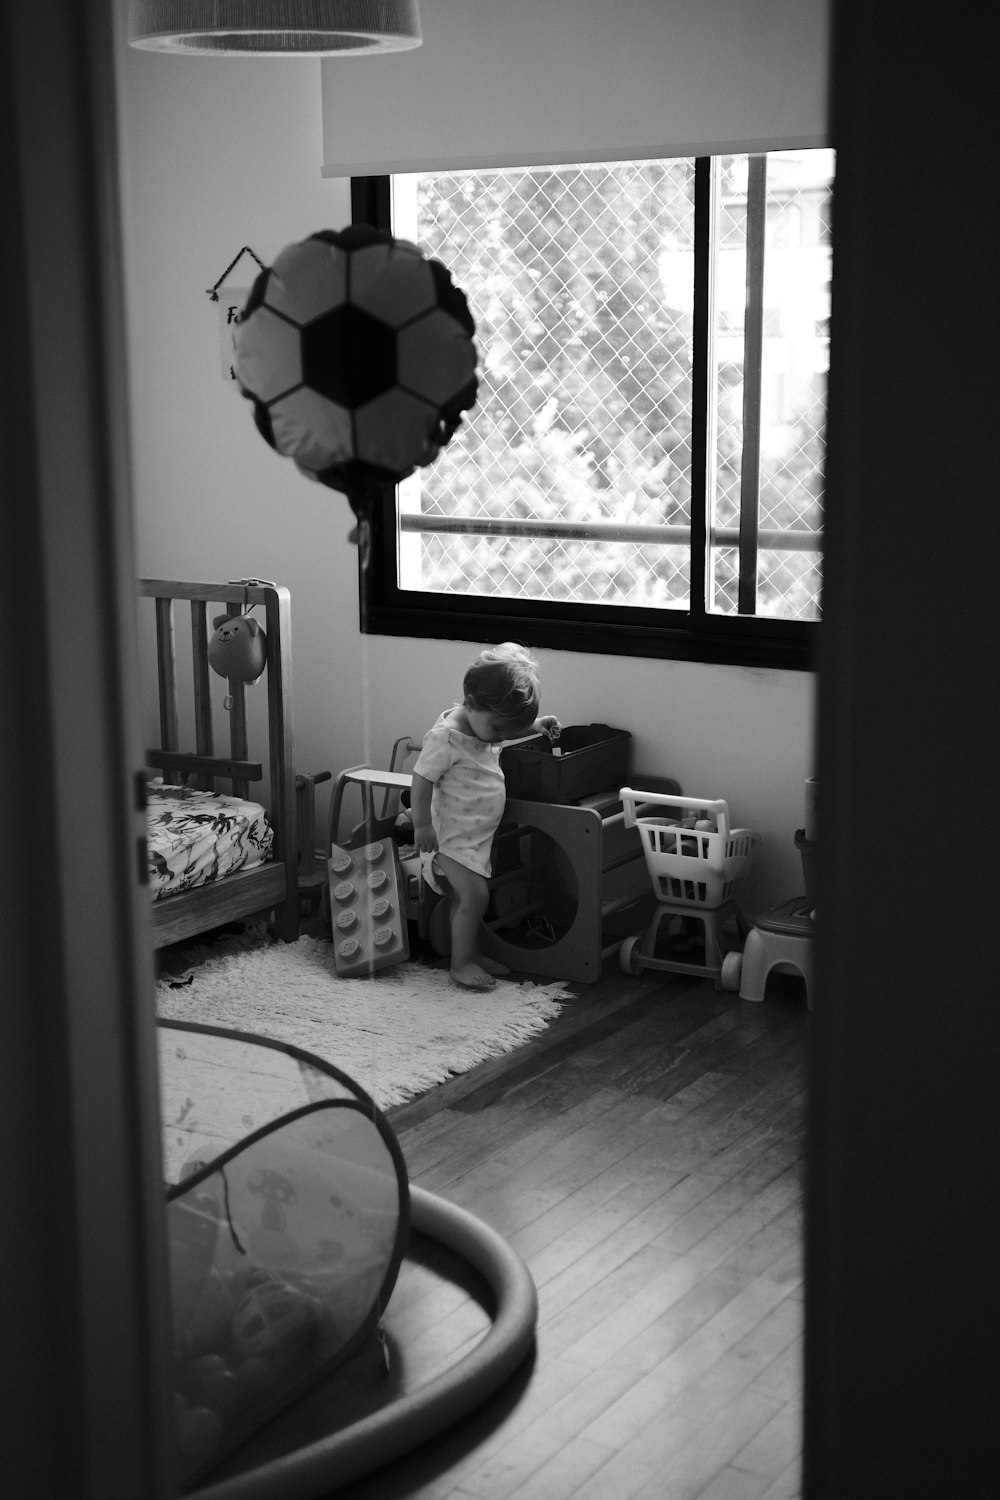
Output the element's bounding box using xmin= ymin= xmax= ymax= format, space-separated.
xmin=351 ymin=162 xmax=820 ymax=672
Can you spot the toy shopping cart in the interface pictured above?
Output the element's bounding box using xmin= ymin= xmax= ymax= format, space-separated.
xmin=617 ymin=789 xmax=762 ymax=990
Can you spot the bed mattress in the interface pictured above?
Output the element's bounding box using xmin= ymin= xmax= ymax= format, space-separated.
xmin=147 ymin=781 xmax=273 ymax=899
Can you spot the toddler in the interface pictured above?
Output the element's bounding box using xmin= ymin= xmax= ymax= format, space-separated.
xmin=410 ymin=643 xmax=561 ymax=990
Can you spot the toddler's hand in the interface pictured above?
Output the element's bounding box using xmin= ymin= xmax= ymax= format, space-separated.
xmin=414 ymin=822 xmax=438 ymax=853
xmin=537 ymin=715 xmax=562 ymax=740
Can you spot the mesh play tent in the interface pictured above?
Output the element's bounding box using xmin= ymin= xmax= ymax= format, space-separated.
xmin=159 ymin=1020 xmax=538 ymax=1496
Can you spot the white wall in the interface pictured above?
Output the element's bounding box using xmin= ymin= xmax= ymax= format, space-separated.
xmin=116 ymin=10 xmax=816 ymax=923
xmin=115 ymin=27 xmax=363 ymax=806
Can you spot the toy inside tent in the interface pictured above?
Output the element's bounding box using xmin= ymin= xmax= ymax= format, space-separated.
xmin=158 ymin=1021 xmax=537 ymax=1496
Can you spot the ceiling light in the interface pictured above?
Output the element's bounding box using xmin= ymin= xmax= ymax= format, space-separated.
xmin=128 ymin=1 xmax=422 ymax=55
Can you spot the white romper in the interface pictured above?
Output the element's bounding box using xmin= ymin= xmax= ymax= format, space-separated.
xmin=412 ymin=710 xmax=507 ymax=882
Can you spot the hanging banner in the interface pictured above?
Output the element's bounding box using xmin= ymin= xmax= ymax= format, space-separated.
xmin=218 ymin=287 xmax=251 ymax=382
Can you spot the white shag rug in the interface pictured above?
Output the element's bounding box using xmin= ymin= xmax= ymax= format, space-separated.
xmin=156 ymin=935 xmax=568 ymax=1111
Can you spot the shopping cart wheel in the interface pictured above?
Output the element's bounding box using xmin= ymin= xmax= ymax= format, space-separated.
xmin=619 ymin=934 xmax=642 ymax=976
xmin=720 ymin=951 xmax=743 ymax=992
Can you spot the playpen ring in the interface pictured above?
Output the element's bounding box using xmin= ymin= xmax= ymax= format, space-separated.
xmin=193 ymin=1185 xmax=539 ymax=1499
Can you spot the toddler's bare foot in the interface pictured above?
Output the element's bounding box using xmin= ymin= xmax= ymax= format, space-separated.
xmin=450 ymin=961 xmax=498 ymax=991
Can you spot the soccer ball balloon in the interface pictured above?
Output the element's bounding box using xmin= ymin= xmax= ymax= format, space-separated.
xmin=234 ymin=226 xmax=478 ymax=521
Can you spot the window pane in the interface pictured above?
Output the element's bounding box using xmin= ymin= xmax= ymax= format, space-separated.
xmin=708 ymin=150 xmax=832 ymax=620
xmin=393 ymin=161 xmax=696 ymax=609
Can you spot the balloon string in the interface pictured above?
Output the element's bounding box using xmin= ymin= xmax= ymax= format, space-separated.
xmin=357 ymin=516 xmax=372 ymax=635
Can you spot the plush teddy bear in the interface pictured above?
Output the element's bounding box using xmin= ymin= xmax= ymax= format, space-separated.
xmin=207 ymin=613 xmax=267 ymax=683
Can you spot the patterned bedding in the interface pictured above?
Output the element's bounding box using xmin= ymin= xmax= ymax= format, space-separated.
xmin=147 ymin=781 xmax=273 ymax=899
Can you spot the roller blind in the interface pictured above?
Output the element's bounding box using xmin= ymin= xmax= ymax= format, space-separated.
xmin=321 ymin=0 xmax=829 ymax=176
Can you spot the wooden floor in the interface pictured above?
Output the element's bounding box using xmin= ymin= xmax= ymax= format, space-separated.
xmin=213 ymin=957 xmax=809 ymax=1500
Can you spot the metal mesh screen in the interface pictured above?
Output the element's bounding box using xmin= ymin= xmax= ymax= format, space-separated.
xmin=709 ymin=151 xmax=832 ymax=619
xmin=393 ymin=151 xmax=831 ymax=621
xmin=395 ymin=160 xmax=695 ymax=608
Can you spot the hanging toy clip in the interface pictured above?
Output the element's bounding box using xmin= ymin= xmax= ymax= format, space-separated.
xmin=208 ymin=610 xmax=267 ymax=685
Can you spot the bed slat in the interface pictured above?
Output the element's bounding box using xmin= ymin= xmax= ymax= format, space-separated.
xmin=261 ymin=584 xmax=297 ymax=943
xmin=146 ymin=751 xmax=263 ymax=782
xmin=190 ymin=600 xmax=214 ymax=790
xmin=222 ymin=601 xmax=252 ymax=799
xmin=154 ymin=596 xmax=179 ymax=777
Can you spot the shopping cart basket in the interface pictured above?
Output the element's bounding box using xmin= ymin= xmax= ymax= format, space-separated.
xmin=617 ymin=789 xmax=762 ymax=989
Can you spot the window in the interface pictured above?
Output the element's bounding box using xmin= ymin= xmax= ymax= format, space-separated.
xmin=353 ymin=149 xmax=833 ymax=669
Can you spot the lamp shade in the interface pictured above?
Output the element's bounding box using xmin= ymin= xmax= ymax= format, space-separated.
xmin=128 ymin=0 xmax=422 ymax=55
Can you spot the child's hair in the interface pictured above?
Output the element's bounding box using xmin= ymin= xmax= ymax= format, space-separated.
xmin=463 ymin=642 xmax=540 ymax=723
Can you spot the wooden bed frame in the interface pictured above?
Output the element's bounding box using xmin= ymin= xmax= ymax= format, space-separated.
xmin=140 ymin=579 xmax=299 ymax=949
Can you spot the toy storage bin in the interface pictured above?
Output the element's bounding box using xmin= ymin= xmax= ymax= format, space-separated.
xmin=158 ymin=1022 xmax=408 ymax=1492
xmin=620 ymin=788 xmax=761 ymax=910
xmin=500 ymin=723 xmax=630 ymax=802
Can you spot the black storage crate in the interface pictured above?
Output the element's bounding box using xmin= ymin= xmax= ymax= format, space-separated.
xmin=501 ymin=723 xmax=631 ymax=803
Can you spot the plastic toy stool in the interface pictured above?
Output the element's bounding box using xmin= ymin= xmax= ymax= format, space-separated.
xmin=739 ymin=897 xmax=815 ymax=1008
